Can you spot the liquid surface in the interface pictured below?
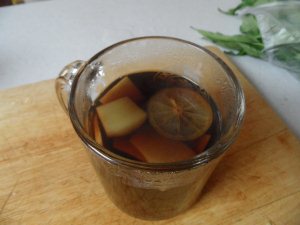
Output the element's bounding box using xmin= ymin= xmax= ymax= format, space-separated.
xmin=88 ymin=71 xmax=220 ymax=163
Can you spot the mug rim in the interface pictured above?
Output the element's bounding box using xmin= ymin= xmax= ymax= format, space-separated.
xmin=68 ymin=36 xmax=245 ymax=171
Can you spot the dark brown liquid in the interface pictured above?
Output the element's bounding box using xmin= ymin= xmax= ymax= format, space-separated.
xmin=89 ymin=71 xmax=220 ymax=161
xmin=86 ymin=71 xmax=221 ymax=220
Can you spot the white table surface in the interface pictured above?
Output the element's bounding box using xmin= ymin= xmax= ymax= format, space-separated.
xmin=1 ymin=0 xmax=300 ymax=138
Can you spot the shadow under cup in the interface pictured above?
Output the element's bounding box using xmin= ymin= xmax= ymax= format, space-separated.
xmin=56 ymin=37 xmax=245 ymax=220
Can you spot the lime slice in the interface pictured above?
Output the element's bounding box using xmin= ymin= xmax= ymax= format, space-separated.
xmin=147 ymin=87 xmax=213 ymax=141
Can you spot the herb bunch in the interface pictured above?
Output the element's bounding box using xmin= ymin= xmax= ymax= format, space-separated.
xmin=193 ymin=0 xmax=300 ymax=73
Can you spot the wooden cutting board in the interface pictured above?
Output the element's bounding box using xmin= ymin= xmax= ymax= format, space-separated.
xmin=0 ymin=48 xmax=299 ymax=225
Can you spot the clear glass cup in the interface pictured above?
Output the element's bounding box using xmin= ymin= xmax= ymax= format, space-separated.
xmin=55 ymin=36 xmax=245 ymax=220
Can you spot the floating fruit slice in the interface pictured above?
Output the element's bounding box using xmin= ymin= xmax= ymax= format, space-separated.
xmin=96 ymin=97 xmax=146 ymax=137
xmin=195 ymin=134 xmax=211 ymax=154
xmin=113 ymin=137 xmax=146 ymax=162
xmin=92 ymin=112 xmax=103 ymax=145
xmin=100 ymin=76 xmax=144 ymax=104
xmin=130 ymin=128 xmax=196 ymax=163
xmin=147 ymin=87 xmax=213 ymax=141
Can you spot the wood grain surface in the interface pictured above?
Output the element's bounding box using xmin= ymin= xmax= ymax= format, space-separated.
xmin=0 ymin=48 xmax=299 ymax=225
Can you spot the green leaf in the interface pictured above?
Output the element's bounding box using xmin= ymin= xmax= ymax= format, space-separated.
xmin=219 ymin=0 xmax=275 ymax=15
xmin=218 ymin=4 xmax=244 ymax=16
xmin=238 ymin=43 xmax=263 ymax=57
xmin=192 ymin=28 xmax=264 ymax=58
xmin=219 ymin=0 xmax=255 ymax=15
xmin=194 ymin=29 xmax=262 ymax=45
xmin=240 ymin=15 xmax=261 ymax=36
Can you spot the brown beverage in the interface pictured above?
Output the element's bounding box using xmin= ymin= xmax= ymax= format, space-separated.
xmin=56 ymin=37 xmax=245 ymax=221
xmin=87 ymin=71 xmax=221 ymax=219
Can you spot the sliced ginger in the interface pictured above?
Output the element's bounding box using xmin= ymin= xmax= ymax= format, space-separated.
xmin=113 ymin=137 xmax=146 ymax=161
xmin=92 ymin=112 xmax=103 ymax=145
xmin=100 ymin=77 xmax=144 ymax=104
xmin=130 ymin=128 xmax=196 ymax=163
xmin=96 ymin=97 xmax=146 ymax=138
xmin=195 ymin=134 xmax=211 ymax=154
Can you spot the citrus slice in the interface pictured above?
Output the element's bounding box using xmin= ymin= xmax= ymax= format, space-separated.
xmin=147 ymin=87 xmax=213 ymax=141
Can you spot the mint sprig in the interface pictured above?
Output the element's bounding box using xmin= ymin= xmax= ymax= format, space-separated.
xmin=192 ymin=15 xmax=263 ymax=58
xmin=219 ymin=0 xmax=275 ymax=15
xmin=193 ymin=0 xmax=300 ymax=73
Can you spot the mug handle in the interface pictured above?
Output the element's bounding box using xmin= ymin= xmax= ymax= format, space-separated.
xmin=55 ymin=60 xmax=86 ymax=113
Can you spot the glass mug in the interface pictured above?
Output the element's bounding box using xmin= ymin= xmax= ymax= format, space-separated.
xmin=55 ymin=37 xmax=245 ymax=220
